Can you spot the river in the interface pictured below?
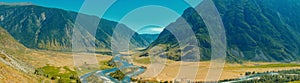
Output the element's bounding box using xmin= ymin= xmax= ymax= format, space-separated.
xmin=80 ymin=54 xmax=145 ymax=83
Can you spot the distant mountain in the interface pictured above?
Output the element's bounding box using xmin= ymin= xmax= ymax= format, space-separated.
xmin=140 ymin=34 xmax=159 ymax=44
xmin=0 ymin=4 xmax=149 ymax=51
xmin=148 ymin=0 xmax=300 ymax=62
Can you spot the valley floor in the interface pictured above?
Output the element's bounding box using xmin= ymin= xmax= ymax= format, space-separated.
xmin=2 ymin=49 xmax=300 ymax=82
xmin=132 ymin=56 xmax=300 ymax=82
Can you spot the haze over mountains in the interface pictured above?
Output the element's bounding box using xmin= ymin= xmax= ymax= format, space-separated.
xmin=148 ymin=0 xmax=300 ymax=62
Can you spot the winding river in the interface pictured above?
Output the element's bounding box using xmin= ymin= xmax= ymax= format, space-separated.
xmin=80 ymin=54 xmax=145 ymax=83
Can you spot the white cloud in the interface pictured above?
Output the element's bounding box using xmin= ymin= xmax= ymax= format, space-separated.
xmin=150 ymin=27 xmax=164 ymax=32
xmin=137 ymin=26 xmax=165 ymax=34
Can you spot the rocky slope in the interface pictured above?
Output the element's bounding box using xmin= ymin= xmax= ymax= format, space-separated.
xmin=148 ymin=0 xmax=300 ymax=62
xmin=0 ymin=4 xmax=149 ymax=51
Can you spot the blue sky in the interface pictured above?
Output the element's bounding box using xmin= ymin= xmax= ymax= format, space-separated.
xmin=1 ymin=0 xmax=202 ymax=34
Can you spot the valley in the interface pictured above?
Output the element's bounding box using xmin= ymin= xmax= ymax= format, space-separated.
xmin=1 ymin=0 xmax=300 ymax=83
xmin=1 ymin=47 xmax=300 ymax=82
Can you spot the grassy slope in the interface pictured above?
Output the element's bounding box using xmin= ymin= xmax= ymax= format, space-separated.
xmin=0 ymin=26 xmax=42 ymax=82
xmin=0 ymin=26 xmax=27 ymax=57
xmin=0 ymin=26 xmax=116 ymax=82
xmin=0 ymin=61 xmax=41 ymax=83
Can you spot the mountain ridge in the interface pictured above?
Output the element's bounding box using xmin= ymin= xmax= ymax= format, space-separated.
xmin=148 ymin=0 xmax=300 ymax=62
xmin=0 ymin=4 xmax=150 ymax=51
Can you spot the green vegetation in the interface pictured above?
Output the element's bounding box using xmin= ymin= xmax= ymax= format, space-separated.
xmin=109 ymin=70 xmax=126 ymax=81
xmin=289 ymin=81 xmax=300 ymax=83
xmin=240 ymin=63 xmax=300 ymax=68
xmin=219 ymin=69 xmax=300 ymax=83
xmin=134 ymin=57 xmax=151 ymax=64
xmin=34 ymin=64 xmax=80 ymax=83
xmin=99 ymin=60 xmax=114 ymax=70
xmin=109 ymin=66 xmax=143 ymax=81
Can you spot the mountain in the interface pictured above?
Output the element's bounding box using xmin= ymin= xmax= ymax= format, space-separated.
xmin=148 ymin=0 xmax=300 ymax=62
xmin=0 ymin=4 xmax=149 ymax=51
xmin=140 ymin=34 xmax=159 ymax=44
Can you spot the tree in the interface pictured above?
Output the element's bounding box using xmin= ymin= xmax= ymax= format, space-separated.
xmin=245 ymin=72 xmax=252 ymax=76
xmin=51 ymin=76 xmax=56 ymax=80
